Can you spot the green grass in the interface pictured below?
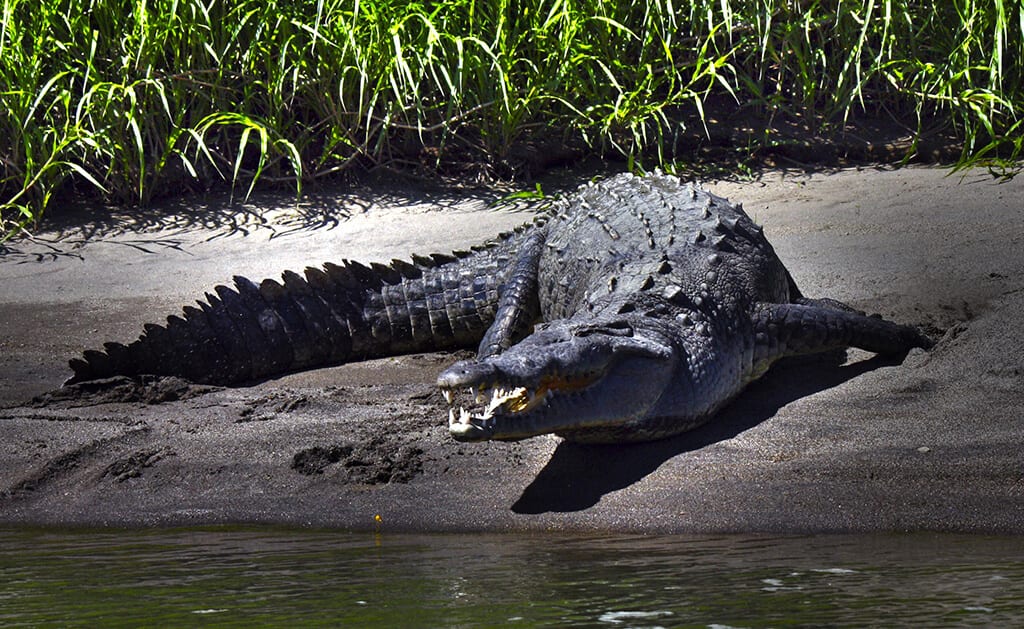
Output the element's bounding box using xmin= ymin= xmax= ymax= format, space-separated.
xmin=2 ymin=0 xmax=1022 ymax=239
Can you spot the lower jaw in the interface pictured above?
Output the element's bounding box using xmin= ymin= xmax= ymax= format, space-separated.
xmin=447 ymin=411 xmax=545 ymax=442
xmin=448 ymin=418 xmax=493 ymax=441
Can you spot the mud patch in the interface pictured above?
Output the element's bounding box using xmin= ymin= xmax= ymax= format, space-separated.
xmin=1 ymin=427 xmax=150 ymax=499
xmin=237 ymin=391 xmax=310 ymax=423
xmin=292 ymin=438 xmax=423 ymax=484
xmin=292 ymin=445 xmax=353 ymax=475
xmin=1 ymin=447 xmax=94 ymax=499
xmin=102 ymin=447 xmax=174 ymax=482
xmin=30 ymin=376 xmax=219 ymax=408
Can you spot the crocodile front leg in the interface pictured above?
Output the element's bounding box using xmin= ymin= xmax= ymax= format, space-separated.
xmin=475 ymin=229 xmax=546 ymax=359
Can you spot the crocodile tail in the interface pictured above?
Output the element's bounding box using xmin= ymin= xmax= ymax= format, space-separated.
xmin=66 ymin=247 xmax=514 ymax=386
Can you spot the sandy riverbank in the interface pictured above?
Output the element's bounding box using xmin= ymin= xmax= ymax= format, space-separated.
xmin=1 ymin=166 xmax=1021 ymax=532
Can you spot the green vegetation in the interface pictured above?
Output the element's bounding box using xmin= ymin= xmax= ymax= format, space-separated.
xmin=2 ymin=0 xmax=1022 ymax=239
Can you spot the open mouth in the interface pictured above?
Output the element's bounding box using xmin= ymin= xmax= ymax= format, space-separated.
xmin=441 ymin=372 xmax=600 ymax=440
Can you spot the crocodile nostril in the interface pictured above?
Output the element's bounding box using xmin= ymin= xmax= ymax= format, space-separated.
xmin=436 ymin=360 xmax=498 ymax=389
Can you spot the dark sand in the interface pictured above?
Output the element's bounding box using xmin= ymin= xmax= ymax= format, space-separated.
xmin=1 ymin=167 xmax=1022 ymax=532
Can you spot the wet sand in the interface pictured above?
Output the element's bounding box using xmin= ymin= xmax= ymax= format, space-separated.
xmin=1 ymin=167 xmax=1022 ymax=532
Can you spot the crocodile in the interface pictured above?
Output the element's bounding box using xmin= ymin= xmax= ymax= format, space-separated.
xmin=67 ymin=172 xmax=933 ymax=443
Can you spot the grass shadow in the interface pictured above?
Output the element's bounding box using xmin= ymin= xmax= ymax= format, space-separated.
xmin=511 ymin=351 xmax=906 ymax=514
xmin=1 ymin=175 xmax=537 ymax=263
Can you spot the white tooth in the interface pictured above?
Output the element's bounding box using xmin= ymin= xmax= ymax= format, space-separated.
xmin=448 ymin=408 xmax=456 ymax=426
xmin=486 ymin=392 xmax=504 ymax=414
xmin=443 ymin=389 xmax=453 ymax=404
xmin=459 ymin=407 xmax=471 ymax=425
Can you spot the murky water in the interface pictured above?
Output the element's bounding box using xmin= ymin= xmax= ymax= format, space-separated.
xmin=1 ymin=528 xmax=1022 ymax=627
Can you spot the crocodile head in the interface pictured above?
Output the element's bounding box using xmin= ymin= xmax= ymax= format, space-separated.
xmin=437 ymin=316 xmax=678 ymax=442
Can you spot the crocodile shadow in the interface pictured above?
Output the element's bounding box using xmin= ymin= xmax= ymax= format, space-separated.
xmin=512 ymin=351 xmax=904 ymax=514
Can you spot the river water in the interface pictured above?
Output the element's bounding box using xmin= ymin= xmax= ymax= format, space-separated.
xmin=1 ymin=528 xmax=1022 ymax=626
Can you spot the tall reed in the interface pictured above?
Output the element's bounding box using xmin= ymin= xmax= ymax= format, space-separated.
xmin=2 ymin=0 xmax=1021 ymax=238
